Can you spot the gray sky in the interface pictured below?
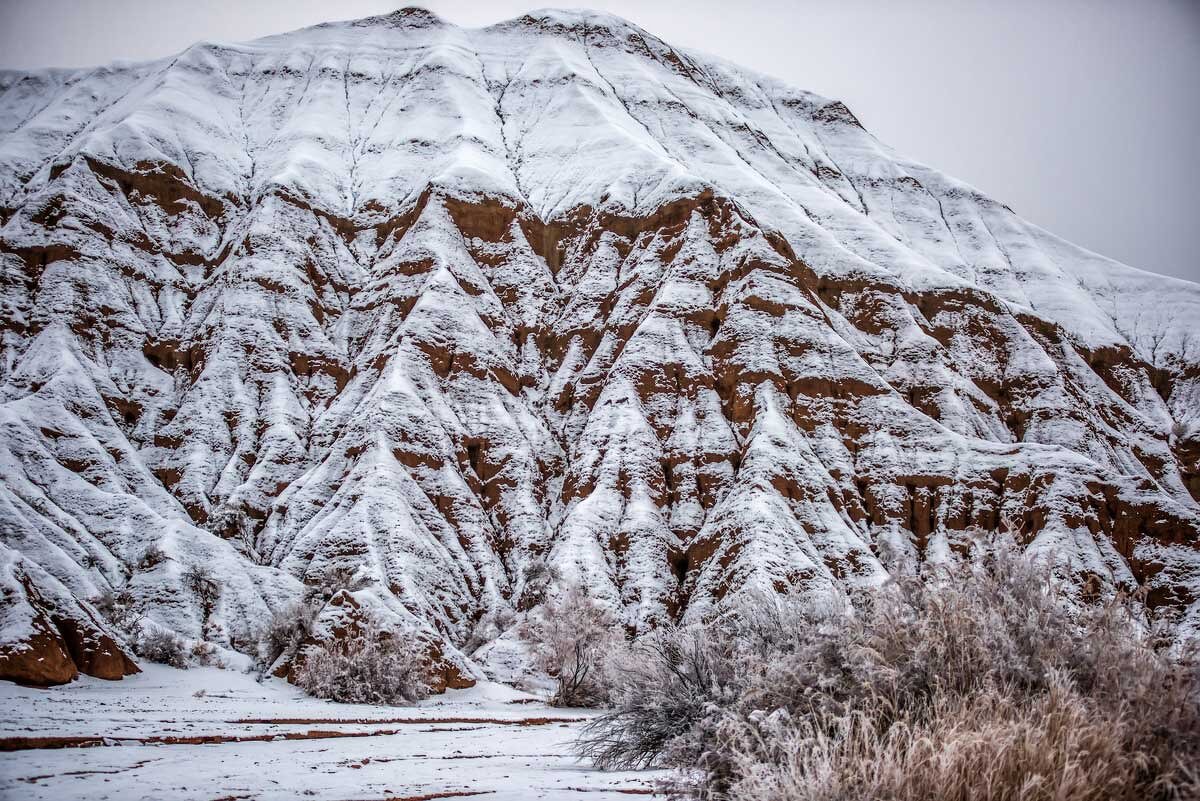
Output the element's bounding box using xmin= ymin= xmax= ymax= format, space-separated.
xmin=1 ymin=0 xmax=1197 ymax=284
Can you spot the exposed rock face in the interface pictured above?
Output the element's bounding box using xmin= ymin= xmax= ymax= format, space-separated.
xmin=0 ymin=544 xmax=138 ymax=685
xmin=0 ymin=7 xmax=1197 ymax=681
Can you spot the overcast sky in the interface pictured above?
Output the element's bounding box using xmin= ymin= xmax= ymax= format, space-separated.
xmin=1 ymin=0 xmax=1197 ymax=284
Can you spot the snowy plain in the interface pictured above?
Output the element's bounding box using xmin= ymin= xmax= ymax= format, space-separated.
xmin=0 ymin=665 xmax=661 ymax=800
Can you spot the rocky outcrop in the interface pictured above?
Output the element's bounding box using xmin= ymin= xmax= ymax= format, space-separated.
xmin=0 ymin=545 xmax=138 ymax=685
xmin=0 ymin=6 xmax=1197 ymax=683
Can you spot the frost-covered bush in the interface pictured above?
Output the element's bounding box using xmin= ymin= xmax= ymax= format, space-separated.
xmin=132 ymin=627 xmax=189 ymax=668
xmin=293 ymin=630 xmax=430 ymax=705
xmin=578 ymin=537 xmax=1200 ymax=801
xmin=518 ymin=585 xmax=625 ymax=707
xmin=257 ymin=599 xmax=318 ymax=669
xmin=578 ymin=624 xmax=744 ymax=768
xmin=189 ymin=640 xmax=223 ymax=668
xmin=518 ymin=560 xmax=557 ymax=611
xmin=92 ymin=587 xmax=140 ymax=633
xmin=306 ymin=564 xmax=372 ymax=602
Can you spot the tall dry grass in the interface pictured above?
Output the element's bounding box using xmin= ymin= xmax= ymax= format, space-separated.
xmin=723 ymin=674 xmax=1196 ymax=801
xmin=578 ymin=537 xmax=1200 ymax=801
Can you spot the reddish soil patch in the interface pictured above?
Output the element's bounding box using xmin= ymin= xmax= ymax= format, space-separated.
xmin=230 ymin=716 xmax=581 ymax=726
xmin=336 ymin=793 xmax=493 ymax=801
xmin=0 ymin=730 xmax=375 ymax=751
xmin=0 ymin=717 xmax=583 ymax=752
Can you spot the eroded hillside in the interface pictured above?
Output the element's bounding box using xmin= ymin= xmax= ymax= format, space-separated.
xmin=1 ymin=7 xmax=1197 ymax=684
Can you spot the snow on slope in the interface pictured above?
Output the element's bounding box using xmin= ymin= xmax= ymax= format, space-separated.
xmin=0 ymin=7 xmax=1197 ymax=683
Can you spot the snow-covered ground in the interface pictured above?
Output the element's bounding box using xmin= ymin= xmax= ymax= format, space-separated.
xmin=0 ymin=667 xmax=661 ymax=800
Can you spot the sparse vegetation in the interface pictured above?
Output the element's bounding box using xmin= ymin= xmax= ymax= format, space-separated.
xmin=293 ymin=628 xmax=431 ymax=705
xmin=188 ymin=640 xmax=223 ymax=668
xmin=93 ymin=576 xmax=226 ymax=669
xmin=462 ymin=606 xmax=518 ymax=655
xmin=257 ymin=599 xmax=319 ymax=671
xmin=307 ymin=564 xmax=373 ymax=602
xmin=518 ymin=584 xmax=625 ymax=707
xmin=577 ymin=537 xmax=1200 ymax=801
xmin=91 ymin=587 xmax=140 ymax=632
xmin=132 ymin=627 xmax=189 ymax=669
xmin=137 ymin=543 xmax=168 ymax=570
xmin=518 ymin=560 xmax=556 ymax=611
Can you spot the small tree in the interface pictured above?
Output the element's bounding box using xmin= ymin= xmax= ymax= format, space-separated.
xmin=519 ymin=584 xmax=624 ymax=707
xmin=183 ymin=563 xmax=220 ymax=630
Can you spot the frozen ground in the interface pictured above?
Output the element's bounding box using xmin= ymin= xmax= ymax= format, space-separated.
xmin=0 ymin=666 xmax=661 ymax=800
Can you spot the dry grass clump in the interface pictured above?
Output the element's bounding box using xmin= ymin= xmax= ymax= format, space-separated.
xmin=723 ymin=672 xmax=1196 ymax=801
xmin=578 ymin=538 xmax=1200 ymax=801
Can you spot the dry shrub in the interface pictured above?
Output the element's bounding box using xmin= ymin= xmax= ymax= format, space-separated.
xmin=518 ymin=584 xmax=625 ymax=707
xmin=189 ymin=640 xmax=223 ymax=668
xmin=294 ymin=630 xmax=430 ymax=705
xmin=577 ymin=625 xmax=741 ymax=767
xmin=132 ymin=627 xmax=189 ymax=668
xmin=307 ymin=564 xmax=372 ymax=602
xmin=137 ymin=544 xmax=168 ymax=570
xmin=578 ymin=537 xmax=1200 ymax=801
xmin=92 ymin=587 xmax=140 ymax=633
xmin=258 ymin=599 xmax=318 ymax=670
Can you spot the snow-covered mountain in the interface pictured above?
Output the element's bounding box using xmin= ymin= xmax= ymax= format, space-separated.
xmin=1 ymin=7 xmax=1197 ymax=685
